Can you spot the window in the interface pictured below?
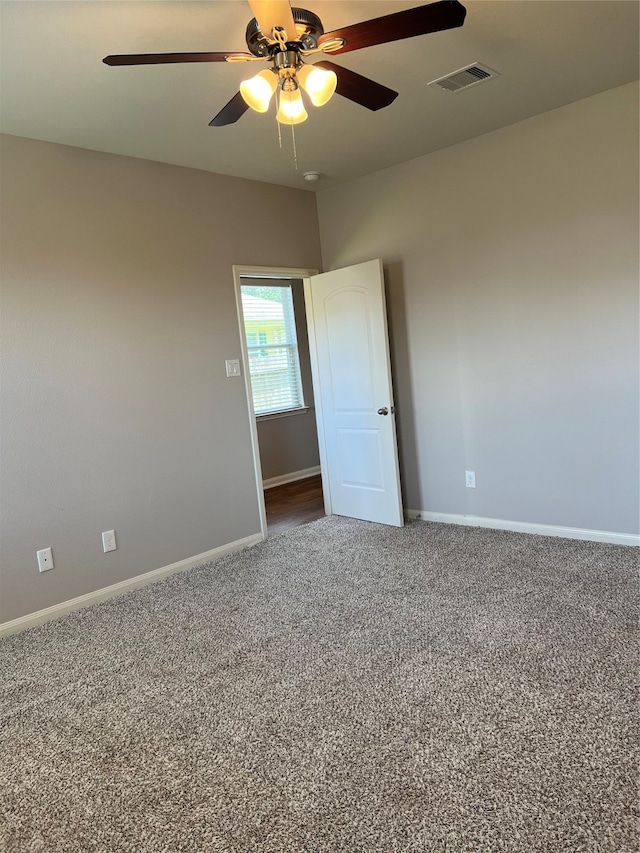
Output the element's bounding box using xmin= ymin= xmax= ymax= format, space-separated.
xmin=240 ymin=282 xmax=305 ymax=417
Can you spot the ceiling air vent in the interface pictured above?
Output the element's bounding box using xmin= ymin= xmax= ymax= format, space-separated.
xmin=428 ymin=63 xmax=500 ymax=93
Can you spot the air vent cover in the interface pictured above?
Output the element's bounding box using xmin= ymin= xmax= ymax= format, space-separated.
xmin=429 ymin=63 xmax=500 ymax=93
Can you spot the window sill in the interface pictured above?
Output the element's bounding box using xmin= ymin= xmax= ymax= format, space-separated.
xmin=256 ymin=407 xmax=310 ymax=422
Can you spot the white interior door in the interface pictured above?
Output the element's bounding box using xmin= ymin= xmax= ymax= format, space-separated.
xmin=304 ymin=259 xmax=404 ymax=527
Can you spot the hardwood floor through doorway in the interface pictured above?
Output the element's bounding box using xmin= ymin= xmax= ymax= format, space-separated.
xmin=264 ymin=474 xmax=325 ymax=536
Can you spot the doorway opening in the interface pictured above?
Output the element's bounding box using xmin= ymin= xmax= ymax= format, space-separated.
xmin=233 ymin=265 xmax=325 ymax=538
xmin=264 ymin=474 xmax=324 ymax=536
xmin=234 ymin=259 xmax=404 ymax=540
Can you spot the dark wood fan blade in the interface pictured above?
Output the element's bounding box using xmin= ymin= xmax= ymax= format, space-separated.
xmin=318 ymin=0 xmax=466 ymax=55
xmin=103 ymin=52 xmax=244 ymax=66
xmin=209 ymin=92 xmax=249 ymax=127
xmin=316 ymin=61 xmax=397 ymax=111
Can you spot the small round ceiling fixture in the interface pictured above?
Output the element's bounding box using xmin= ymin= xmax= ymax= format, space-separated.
xmin=303 ymin=171 xmax=320 ymax=183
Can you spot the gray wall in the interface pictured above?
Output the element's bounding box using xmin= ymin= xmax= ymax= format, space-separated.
xmin=248 ymin=278 xmax=321 ymax=483
xmin=2 ymin=82 xmax=637 ymax=625
xmin=0 ymin=135 xmax=322 ymax=623
xmin=316 ymin=82 xmax=639 ymax=535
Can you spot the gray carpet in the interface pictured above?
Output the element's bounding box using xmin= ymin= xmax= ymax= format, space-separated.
xmin=0 ymin=517 xmax=638 ymax=853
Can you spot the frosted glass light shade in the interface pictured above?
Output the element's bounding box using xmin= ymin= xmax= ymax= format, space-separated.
xmin=276 ymin=88 xmax=308 ymax=125
xmin=240 ymin=70 xmax=278 ymax=113
xmin=297 ymin=64 xmax=337 ymax=107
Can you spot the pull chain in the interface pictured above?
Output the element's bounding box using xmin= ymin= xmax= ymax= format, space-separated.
xmin=276 ymin=90 xmax=283 ymax=149
xmin=274 ymin=88 xmax=298 ymax=169
xmin=291 ymin=122 xmax=298 ymax=170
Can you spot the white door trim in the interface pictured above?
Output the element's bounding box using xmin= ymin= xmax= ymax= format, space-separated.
xmin=303 ymin=275 xmax=332 ymax=515
xmin=232 ymin=265 xmax=319 ymax=540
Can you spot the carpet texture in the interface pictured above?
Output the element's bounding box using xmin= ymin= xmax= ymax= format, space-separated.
xmin=0 ymin=517 xmax=638 ymax=852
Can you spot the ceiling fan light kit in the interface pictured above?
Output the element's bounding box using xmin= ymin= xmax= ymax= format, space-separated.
xmin=238 ymin=44 xmax=338 ymax=123
xmin=103 ymin=0 xmax=467 ymax=128
xmin=296 ymin=63 xmax=337 ymax=107
xmin=239 ymin=69 xmax=279 ymax=113
xmin=276 ymin=84 xmax=308 ymax=125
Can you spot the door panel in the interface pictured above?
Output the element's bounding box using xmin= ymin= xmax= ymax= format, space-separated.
xmin=337 ymin=428 xmax=384 ymax=489
xmin=326 ymin=288 xmax=376 ymax=411
xmin=306 ymin=259 xmax=403 ymax=527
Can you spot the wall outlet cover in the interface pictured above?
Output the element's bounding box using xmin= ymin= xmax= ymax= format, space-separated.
xmin=102 ymin=530 xmax=117 ymax=553
xmin=37 ymin=547 xmax=54 ymax=572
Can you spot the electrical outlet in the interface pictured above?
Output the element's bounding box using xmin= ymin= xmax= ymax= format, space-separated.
xmin=465 ymin=470 xmax=476 ymax=488
xmin=102 ymin=530 xmax=117 ymax=553
xmin=37 ymin=547 xmax=54 ymax=573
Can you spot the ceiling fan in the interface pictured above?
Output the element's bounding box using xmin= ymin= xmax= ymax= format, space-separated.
xmin=103 ymin=0 xmax=467 ymax=127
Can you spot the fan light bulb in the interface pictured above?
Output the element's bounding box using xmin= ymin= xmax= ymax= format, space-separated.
xmin=276 ymin=87 xmax=308 ymax=125
xmin=297 ymin=64 xmax=337 ymax=107
xmin=240 ymin=70 xmax=278 ymax=113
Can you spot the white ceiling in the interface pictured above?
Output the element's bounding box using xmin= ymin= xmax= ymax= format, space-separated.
xmin=1 ymin=1 xmax=638 ymax=191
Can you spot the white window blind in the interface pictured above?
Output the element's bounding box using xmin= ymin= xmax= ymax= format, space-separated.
xmin=240 ymin=283 xmax=305 ymax=416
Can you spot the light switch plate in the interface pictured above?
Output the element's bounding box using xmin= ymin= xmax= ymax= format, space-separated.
xmin=225 ymin=359 xmax=241 ymax=378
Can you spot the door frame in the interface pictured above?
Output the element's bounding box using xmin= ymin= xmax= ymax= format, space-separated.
xmin=303 ymin=276 xmax=333 ymax=516
xmin=232 ymin=264 xmax=319 ymax=540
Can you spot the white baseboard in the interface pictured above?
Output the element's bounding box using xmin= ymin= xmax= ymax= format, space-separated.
xmin=0 ymin=533 xmax=264 ymax=638
xmin=405 ymin=510 xmax=639 ymax=547
xmin=263 ymin=466 xmax=321 ymax=490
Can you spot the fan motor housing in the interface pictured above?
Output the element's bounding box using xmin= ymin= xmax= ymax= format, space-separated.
xmin=245 ymin=7 xmax=325 ymax=56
